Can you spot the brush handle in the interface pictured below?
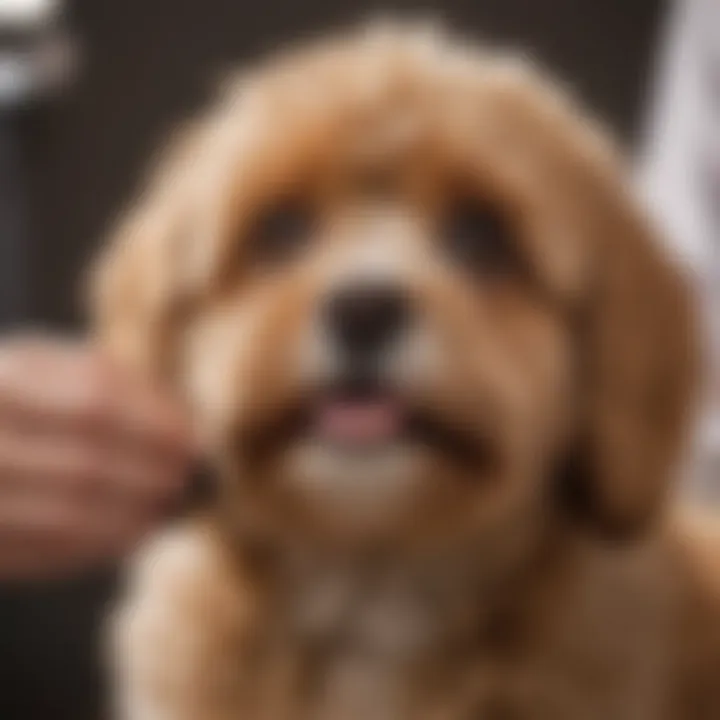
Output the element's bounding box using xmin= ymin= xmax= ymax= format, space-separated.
xmin=0 ymin=1 xmax=75 ymax=326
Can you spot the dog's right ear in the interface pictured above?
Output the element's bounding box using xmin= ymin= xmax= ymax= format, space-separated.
xmin=90 ymin=123 xmax=207 ymax=381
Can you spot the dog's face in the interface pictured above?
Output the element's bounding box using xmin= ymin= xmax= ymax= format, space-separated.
xmin=183 ymin=141 xmax=573 ymax=546
xmin=94 ymin=27 xmax=696 ymax=550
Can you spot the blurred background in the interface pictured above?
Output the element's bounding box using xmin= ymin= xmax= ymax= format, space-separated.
xmin=1 ymin=0 xmax=717 ymax=718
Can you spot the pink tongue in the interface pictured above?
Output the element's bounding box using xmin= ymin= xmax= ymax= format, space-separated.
xmin=316 ymin=399 xmax=402 ymax=445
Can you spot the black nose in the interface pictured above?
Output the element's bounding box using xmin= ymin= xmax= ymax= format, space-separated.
xmin=325 ymin=282 xmax=410 ymax=359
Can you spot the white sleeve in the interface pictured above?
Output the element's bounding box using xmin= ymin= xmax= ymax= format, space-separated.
xmin=637 ymin=0 xmax=720 ymax=500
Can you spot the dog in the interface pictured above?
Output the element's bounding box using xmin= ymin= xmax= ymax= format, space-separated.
xmin=93 ymin=23 xmax=720 ymax=720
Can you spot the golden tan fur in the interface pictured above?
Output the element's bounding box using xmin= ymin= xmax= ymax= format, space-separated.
xmin=94 ymin=24 xmax=719 ymax=720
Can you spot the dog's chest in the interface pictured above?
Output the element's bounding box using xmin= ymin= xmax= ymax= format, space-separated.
xmin=273 ymin=562 xmax=474 ymax=720
xmin=257 ymin=552 xmax=672 ymax=720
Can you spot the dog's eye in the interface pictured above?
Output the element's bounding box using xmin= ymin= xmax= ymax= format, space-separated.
xmin=442 ymin=202 xmax=516 ymax=276
xmin=248 ymin=201 xmax=315 ymax=266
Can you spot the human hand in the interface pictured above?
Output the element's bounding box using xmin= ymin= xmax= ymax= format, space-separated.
xmin=0 ymin=336 xmax=195 ymax=581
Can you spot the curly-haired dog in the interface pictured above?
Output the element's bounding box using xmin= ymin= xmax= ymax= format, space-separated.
xmin=94 ymin=24 xmax=720 ymax=720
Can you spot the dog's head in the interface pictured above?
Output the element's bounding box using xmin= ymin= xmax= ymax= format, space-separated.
xmin=92 ymin=26 xmax=697 ymax=550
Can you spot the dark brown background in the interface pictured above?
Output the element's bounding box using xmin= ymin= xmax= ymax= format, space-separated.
xmin=1 ymin=1 xmax=663 ymax=717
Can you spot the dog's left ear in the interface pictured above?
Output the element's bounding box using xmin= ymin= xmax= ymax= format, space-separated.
xmin=574 ymin=173 xmax=699 ymax=536
xmin=554 ymin=194 xmax=698 ymax=540
xmin=491 ymin=65 xmax=700 ymax=536
xmin=537 ymin=107 xmax=700 ymax=537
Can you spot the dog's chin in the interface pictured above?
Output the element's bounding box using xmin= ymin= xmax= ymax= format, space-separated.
xmin=280 ymin=440 xmax=427 ymax=537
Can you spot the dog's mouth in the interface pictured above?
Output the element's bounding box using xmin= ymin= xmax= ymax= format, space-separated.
xmin=314 ymin=393 xmax=403 ymax=447
xmin=241 ymin=376 xmax=495 ymax=472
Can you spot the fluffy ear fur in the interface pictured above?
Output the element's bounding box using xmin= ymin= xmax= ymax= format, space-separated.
xmin=90 ymin=122 xmax=206 ymax=382
xmin=475 ymin=65 xmax=699 ymax=536
xmin=575 ymin=176 xmax=698 ymax=536
xmin=528 ymin=93 xmax=700 ymax=537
